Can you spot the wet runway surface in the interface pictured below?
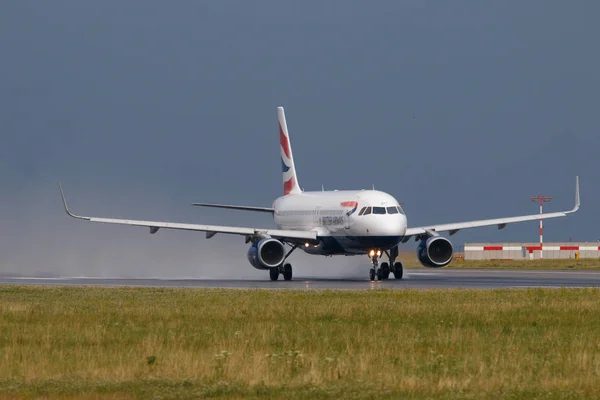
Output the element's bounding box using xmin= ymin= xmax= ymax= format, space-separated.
xmin=1 ymin=269 xmax=600 ymax=289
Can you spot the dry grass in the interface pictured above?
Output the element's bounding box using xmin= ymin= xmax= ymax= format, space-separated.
xmin=396 ymin=252 xmax=600 ymax=270
xmin=449 ymin=258 xmax=600 ymax=270
xmin=1 ymin=286 xmax=600 ymax=399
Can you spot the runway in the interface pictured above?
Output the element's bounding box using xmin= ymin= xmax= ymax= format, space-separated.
xmin=1 ymin=269 xmax=600 ymax=289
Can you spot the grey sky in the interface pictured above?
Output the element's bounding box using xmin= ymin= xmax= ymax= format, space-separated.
xmin=0 ymin=1 xmax=598 ymax=277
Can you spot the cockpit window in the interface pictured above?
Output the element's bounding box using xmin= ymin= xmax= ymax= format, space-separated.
xmin=373 ymin=207 xmax=386 ymax=215
xmin=358 ymin=207 xmax=367 ymax=216
xmin=398 ymin=205 xmax=405 ymax=215
xmin=363 ymin=207 xmax=372 ymax=215
xmin=387 ymin=206 xmax=399 ymax=214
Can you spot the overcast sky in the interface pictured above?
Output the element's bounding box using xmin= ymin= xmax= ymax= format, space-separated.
xmin=0 ymin=1 xmax=598 ymax=277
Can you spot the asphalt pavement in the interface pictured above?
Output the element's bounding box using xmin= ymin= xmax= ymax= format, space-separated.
xmin=1 ymin=269 xmax=599 ymax=289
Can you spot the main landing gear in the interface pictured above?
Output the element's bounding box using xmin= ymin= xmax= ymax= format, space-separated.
xmin=368 ymin=246 xmax=403 ymax=281
xmin=269 ymin=263 xmax=293 ymax=281
xmin=269 ymin=245 xmax=297 ymax=281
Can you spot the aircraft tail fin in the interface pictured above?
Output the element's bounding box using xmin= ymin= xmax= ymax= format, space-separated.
xmin=278 ymin=106 xmax=302 ymax=195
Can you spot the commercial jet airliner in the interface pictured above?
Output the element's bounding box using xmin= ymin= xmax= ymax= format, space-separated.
xmin=59 ymin=107 xmax=580 ymax=281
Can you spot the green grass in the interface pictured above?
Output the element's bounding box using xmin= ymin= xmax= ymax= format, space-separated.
xmin=1 ymin=286 xmax=600 ymax=399
xmin=448 ymin=258 xmax=600 ymax=270
xmin=395 ymin=252 xmax=600 ymax=270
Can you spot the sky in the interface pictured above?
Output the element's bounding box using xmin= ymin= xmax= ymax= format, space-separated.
xmin=0 ymin=1 xmax=598 ymax=277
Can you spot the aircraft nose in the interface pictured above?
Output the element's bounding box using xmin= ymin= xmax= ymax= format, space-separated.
xmin=382 ymin=214 xmax=407 ymax=237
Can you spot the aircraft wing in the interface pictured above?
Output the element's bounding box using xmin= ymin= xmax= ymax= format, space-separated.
xmin=58 ymin=184 xmax=316 ymax=242
xmin=404 ymin=177 xmax=580 ymax=239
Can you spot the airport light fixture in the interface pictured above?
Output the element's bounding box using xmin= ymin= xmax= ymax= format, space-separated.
xmin=531 ymin=195 xmax=552 ymax=260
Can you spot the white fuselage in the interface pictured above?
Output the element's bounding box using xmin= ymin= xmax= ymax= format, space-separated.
xmin=273 ymin=190 xmax=407 ymax=255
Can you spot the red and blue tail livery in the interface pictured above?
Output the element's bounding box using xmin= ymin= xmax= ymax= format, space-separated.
xmin=278 ymin=107 xmax=301 ymax=195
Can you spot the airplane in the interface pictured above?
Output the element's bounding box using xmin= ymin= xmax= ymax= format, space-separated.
xmin=58 ymin=107 xmax=580 ymax=281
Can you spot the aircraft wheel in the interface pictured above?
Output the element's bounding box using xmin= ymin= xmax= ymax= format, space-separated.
xmin=369 ymin=268 xmax=375 ymax=281
xmin=283 ymin=263 xmax=293 ymax=281
xmin=269 ymin=267 xmax=279 ymax=281
xmin=393 ymin=262 xmax=404 ymax=280
xmin=381 ymin=262 xmax=390 ymax=280
xmin=376 ymin=268 xmax=383 ymax=281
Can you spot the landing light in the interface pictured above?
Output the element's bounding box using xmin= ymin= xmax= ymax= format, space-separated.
xmin=377 ymin=250 xmax=381 ymax=256
xmin=304 ymin=243 xmax=310 ymax=247
xmin=369 ymin=250 xmax=375 ymax=257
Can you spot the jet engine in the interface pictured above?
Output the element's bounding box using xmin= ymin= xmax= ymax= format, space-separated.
xmin=247 ymin=238 xmax=286 ymax=270
xmin=417 ymin=236 xmax=453 ymax=268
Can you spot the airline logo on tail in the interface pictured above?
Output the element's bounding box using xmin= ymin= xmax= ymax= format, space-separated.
xmin=280 ymin=122 xmax=296 ymax=195
xmin=280 ymin=123 xmax=291 ymax=174
xmin=278 ymin=107 xmax=301 ymax=196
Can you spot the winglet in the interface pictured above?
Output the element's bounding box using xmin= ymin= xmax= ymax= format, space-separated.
xmin=574 ymin=176 xmax=580 ymax=211
xmin=567 ymin=176 xmax=580 ymax=214
xmin=57 ymin=182 xmax=90 ymax=220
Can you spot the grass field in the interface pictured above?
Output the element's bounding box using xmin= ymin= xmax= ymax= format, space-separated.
xmin=395 ymin=252 xmax=600 ymax=270
xmin=1 ymin=286 xmax=600 ymax=399
xmin=449 ymin=258 xmax=600 ymax=270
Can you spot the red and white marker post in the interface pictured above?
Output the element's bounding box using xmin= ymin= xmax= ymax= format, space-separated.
xmin=531 ymin=195 xmax=552 ymax=260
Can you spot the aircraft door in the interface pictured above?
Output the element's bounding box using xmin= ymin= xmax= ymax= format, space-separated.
xmin=344 ymin=210 xmax=351 ymax=229
xmin=314 ymin=206 xmax=321 ymax=225
xmin=343 ymin=202 xmax=357 ymax=229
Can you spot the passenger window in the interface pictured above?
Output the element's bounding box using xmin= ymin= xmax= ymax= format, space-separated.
xmin=363 ymin=207 xmax=372 ymax=215
xmin=373 ymin=207 xmax=386 ymax=215
xmin=387 ymin=206 xmax=399 ymax=214
xmin=358 ymin=207 xmax=367 ymax=216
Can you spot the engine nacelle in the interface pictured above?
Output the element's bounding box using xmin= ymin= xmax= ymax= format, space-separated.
xmin=417 ymin=236 xmax=453 ymax=268
xmin=247 ymin=238 xmax=286 ymax=270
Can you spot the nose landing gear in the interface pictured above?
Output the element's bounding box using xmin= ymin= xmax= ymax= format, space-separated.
xmin=368 ymin=246 xmax=404 ymax=281
xmin=369 ymin=251 xmax=382 ymax=281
